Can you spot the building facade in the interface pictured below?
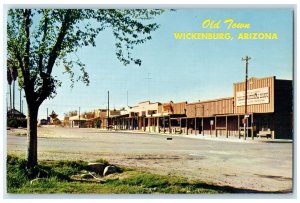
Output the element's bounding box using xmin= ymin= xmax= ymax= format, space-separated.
xmin=63 ymin=76 xmax=293 ymax=140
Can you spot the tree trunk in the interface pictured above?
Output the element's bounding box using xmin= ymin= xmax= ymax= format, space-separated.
xmin=9 ymin=84 xmax=12 ymax=113
xmin=26 ymin=104 xmax=39 ymax=168
xmin=13 ymin=80 xmax=15 ymax=111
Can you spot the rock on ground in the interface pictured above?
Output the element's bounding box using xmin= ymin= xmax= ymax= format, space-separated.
xmin=87 ymin=163 xmax=106 ymax=175
xmin=103 ymin=165 xmax=118 ymax=176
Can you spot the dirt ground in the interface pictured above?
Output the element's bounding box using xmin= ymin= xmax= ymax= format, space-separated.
xmin=6 ymin=126 xmax=293 ymax=193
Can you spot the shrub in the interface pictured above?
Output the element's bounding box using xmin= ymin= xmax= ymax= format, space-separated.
xmin=7 ymin=119 xmax=18 ymax=128
xmin=94 ymin=120 xmax=101 ymax=128
xmin=7 ymin=118 xmax=27 ymax=128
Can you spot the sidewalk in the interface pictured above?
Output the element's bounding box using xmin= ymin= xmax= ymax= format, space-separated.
xmin=98 ymin=129 xmax=293 ymax=143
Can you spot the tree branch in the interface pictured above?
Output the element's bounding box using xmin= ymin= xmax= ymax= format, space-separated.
xmin=37 ymin=10 xmax=73 ymax=105
xmin=38 ymin=10 xmax=48 ymax=74
xmin=24 ymin=9 xmax=31 ymax=72
xmin=46 ymin=9 xmax=72 ymax=75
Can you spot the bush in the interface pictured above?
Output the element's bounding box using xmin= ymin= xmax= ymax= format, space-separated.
xmin=7 ymin=119 xmax=18 ymax=128
xmin=94 ymin=120 xmax=101 ymax=128
xmin=7 ymin=118 xmax=27 ymax=128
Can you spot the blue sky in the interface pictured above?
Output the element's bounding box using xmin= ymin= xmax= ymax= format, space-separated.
xmin=9 ymin=8 xmax=294 ymax=119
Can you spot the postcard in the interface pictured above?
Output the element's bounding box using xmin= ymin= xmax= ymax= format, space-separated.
xmin=5 ymin=6 xmax=294 ymax=196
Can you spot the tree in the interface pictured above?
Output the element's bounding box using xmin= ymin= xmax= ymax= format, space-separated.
xmin=64 ymin=110 xmax=78 ymax=117
xmin=7 ymin=58 xmax=18 ymax=116
xmin=7 ymin=9 xmax=163 ymax=168
xmin=7 ymin=66 xmax=12 ymax=113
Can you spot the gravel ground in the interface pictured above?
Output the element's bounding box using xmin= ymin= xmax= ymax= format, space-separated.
xmin=6 ymin=126 xmax=293 ymax=193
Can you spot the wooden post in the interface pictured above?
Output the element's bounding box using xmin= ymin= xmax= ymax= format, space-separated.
xmin=149 ymin=118 xmax=151 ymax=132
xmin=179 ymin=118 xmax=182 ymax=128
xmin=226 ymin=116 xmax=228 ymax=138
xmin=251 ymin=113 xmax=254 ymax=140
xmin=210 ymin=121 xmax=212 ymax=137
xmin=215 ymin=116 xmax=217 ymax=137
xmin=169 ymin=116 xmax=171 ymax=134
xmin=238 ymin=115 xmax=240 ymax=138
xmin=202 ymin=117 xmax=204 ymax=136
xmin=186 ymin=118 xmax=188 ymax=135
xmin=194 ymin=117 xmax=197 ymax=135
xmin=163 ymin=117 xmax=165 ymax=133
xmin=157 ymin=117 xmax=159 ymax=133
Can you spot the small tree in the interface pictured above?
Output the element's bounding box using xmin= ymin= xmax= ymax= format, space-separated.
xmin=7 ymin=9 xmax=163 ymax=168
xmin=64 ymin=110 xmax=78 ymax=117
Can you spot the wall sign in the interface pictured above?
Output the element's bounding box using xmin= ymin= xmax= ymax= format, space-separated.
xmin=236 ymin=87 xmax=269 ymax=106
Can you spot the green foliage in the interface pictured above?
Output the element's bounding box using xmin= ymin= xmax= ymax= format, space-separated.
xmin=7 ymin=9 xmax=164 ymax=169
xmin=94 ymin=158 xmax=109 ymax=165
xmin=8 ymin=155 xmax=246 ymax=194
xmin=117 ymin=173 xmax=168 ymax=188
xmin=93 ymin=119 xmax=101 ymax=128
xmin=7 ymin=9 xmax=164 ymax=101
xmin=7 ymin=118 xmax=27 ymax=128
xmin=6 ymin=155 xmax=28 ymax=189
xmin=7 ymin=119 xmax=18 ymax=128
xmin=64 ymin=110 xmax=77 ymax=117
xmin=38 ymin=160 xmax=89 ymax=179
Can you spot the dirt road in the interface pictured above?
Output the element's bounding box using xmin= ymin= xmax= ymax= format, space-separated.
xmin=6 ymin=127 xmax=293 ymax=193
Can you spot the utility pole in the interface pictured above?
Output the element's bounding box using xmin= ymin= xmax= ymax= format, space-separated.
xmin=107 ymin=91 xmax=110 ymax=130
xmin=242 ymin=56 xmax=251 ymax=140
xmin=78 ymin=107 xmax=81 ymax=128
xmin=202 ymin=105 xmax=204 ymax=136
xmin=194 ymin=105 xmax=197 ymax=135
xmin=47 ymin=108 xmax=48 ymax=123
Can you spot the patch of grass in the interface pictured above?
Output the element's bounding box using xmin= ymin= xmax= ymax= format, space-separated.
xmin=7 ymin=155 xmax=263 ymax=194
xmin=6 ymin=155 xmax=29 ymax=189
xmin=94 ymin=158 xmax=109 ymax=166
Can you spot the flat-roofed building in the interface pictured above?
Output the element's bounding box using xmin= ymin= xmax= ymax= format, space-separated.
xmin=184 ymin=76 xmax=292 ymax=139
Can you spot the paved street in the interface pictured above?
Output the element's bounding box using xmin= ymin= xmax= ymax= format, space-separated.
xmin=6 ymin=127 xmax=293 ymax=192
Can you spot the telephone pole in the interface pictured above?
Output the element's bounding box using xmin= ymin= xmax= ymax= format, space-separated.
xmin=242 ymin=56 xmax=251 ymax=140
